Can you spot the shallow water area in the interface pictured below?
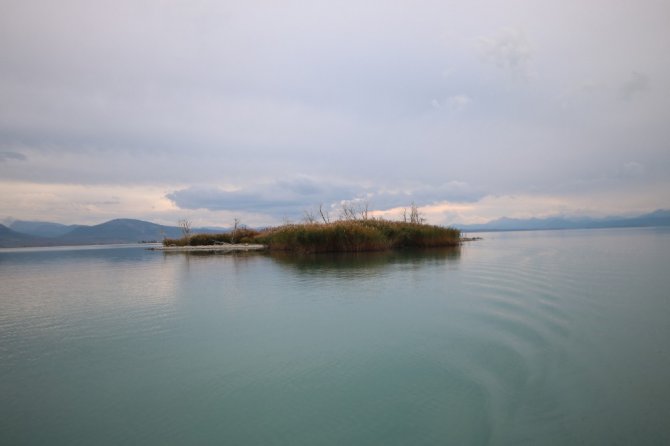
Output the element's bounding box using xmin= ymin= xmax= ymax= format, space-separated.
xmin=1 ymin=228 xmax=669 ymax=445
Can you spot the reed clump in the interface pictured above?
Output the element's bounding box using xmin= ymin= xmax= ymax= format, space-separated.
xmin=163 ymin=219 xmax=460 ymax=253
xmin=255 ymin=219 xmax=460 ymax=253
xmin=163 ymin=228 xmax=260 ymax=246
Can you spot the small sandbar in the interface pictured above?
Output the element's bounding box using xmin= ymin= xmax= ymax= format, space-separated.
xmin=148 ymin=244 xmax=267 ymax=252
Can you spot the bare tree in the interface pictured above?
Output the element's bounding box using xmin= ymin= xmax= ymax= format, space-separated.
xmin=319 ymin=203 xmax=331 ymax=223
xmin=230 ymin=217 xmax=240 ymax=244
xmin=361 ymin=201 xmax=369 ymax=220
xmin=338 ymin=200 xmax=370 ymax=221
xmin=178 ymin=218 xmax=192 ymax=240
xmin=340 ymin=202 xmax=358 ymax=220
xmin=409 ymin=202 xmax=425 ymax=224
xmin=303 ymin=209 xmax=317 ymax=223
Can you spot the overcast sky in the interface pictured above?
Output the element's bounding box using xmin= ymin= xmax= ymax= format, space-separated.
xmin=1 ymin=0 xmax=669 ymax=227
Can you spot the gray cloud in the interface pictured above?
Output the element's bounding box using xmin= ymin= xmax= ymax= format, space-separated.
xmin=167 ymin=187 xmax=299 ymax=213
xmin=620 ymin=71 xmax=650 ymax=101
xmin=619 ymin=162 xmax=646 ymax=179
xmin=1 ymin=1 xmax=669 ymax=223
xmin=478 ymin=28 xmax=534 ymax=79
xmin=166 ymin=178 xmax=360 ymax=217
xmin=431 ymin=95 xmax=473 ymax=111
xmin=166 ymin=178 xmax=484 ymax=220
xmin=83 ymin=198 xmax=121 ymax=206
xmin=0 ymin=151 xmax=27 ymax=162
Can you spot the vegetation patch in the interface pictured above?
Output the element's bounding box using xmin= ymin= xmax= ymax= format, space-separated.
xmin=163 ymin=228 xmax=260 ymax=247
xmin=164 ymin=219 xmax=460 ymax=254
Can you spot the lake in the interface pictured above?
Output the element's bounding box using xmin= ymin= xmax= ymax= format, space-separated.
xmin=1 ymin=228 xmax=669 ymax=445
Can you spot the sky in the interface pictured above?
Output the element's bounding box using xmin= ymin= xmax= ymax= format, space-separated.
xmin=1 ymin=0 xmax=669 ymax=227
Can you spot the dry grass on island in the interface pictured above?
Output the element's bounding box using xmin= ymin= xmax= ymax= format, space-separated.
xmin=256 ymin=219 xmax=460 ymax=253
xmin=163 ymin=207 xmax=461 ymax=254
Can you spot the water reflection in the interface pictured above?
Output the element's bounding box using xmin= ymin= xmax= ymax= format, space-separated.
xmin=2 ymin=230 xmax=670 ymax=444
xmin=155 ymin=246 xmax=461 ymax=280
xmin=0 ymin=246 xmax=181 ymax=324
xmin=268 ymin=246 xmax=461 ymax=274
xmin=160 ymin=249 xmax=265 ymax=274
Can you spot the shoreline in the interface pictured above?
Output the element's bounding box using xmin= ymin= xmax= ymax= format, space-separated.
xmin=148 ymin=244 xmax=267 ymax=252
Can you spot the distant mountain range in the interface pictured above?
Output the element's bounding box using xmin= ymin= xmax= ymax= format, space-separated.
xmin=8 ymin=220 xmax=81 ymax=238
xmin=1 ymin=210 xmax=669 ymax=248
xmin=456 ymin=209 xmax=670 ymax=232
xmin=0 ymin=224 xmax=52 ymax=247
xmin=0 ymin=219 xmax=228 ymax=248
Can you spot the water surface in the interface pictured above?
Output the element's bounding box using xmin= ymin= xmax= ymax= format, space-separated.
xmin=1 ymin=228 xmax=669 ymax=445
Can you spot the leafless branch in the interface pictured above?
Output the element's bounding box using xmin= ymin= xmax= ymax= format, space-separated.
xmin=231 ymin=217 xmax=240 ymax=243
xmin=318 ymin=203 xmax=330 ymax=223
xmin=409 ymin=202 xmax=424 ymax=224
xmin=178 ymin=218 xmax=192 ymax=240
xmin=303 ymin=209 xmax=317 ymax=223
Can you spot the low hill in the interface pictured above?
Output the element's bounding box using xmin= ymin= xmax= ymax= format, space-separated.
xmin=9 ymin=220 xmax=80 ymax=238
xmin=457 ymin=209 xmax=670 ymax=232
xmin=0 ymin=224 xmax=51 ymax=248
xmin=0 ymin=218 xmax=231 ymax=248
xmin=56 ymin=219 xmax=184 ymax=244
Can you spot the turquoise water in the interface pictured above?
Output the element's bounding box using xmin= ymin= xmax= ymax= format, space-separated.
xmin=1 ymin=228 xmax=669 ymax=445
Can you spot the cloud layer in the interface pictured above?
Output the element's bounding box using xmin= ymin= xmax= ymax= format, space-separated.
xmin=1 ymin=0 xmax=669 ymax=225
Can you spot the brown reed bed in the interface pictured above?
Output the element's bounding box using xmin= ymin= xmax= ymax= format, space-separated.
xmin=164 ymin=219 xmax=461 ymax=254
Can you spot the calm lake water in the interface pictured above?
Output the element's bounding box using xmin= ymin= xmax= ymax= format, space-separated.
xmin=1 ymin=228 xmax=669 ymax=445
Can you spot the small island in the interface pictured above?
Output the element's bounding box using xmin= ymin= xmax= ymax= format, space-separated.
xmin=154 ymin=218 xmax=461 ymax=254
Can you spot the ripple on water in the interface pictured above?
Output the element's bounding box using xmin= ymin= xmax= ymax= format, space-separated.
xmin=3 ymin=232 xmax=670 ymax=445
xmin=445 ymin=252 xmax=583 ymax=443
